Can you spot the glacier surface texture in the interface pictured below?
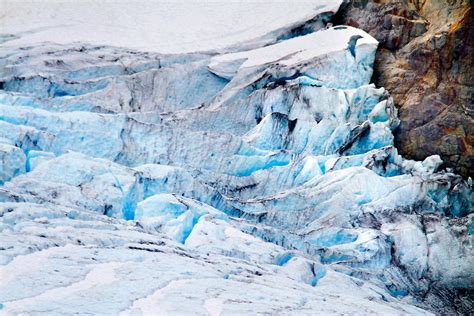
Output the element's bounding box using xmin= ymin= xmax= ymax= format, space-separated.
xmin=0 ymin=1 xmax=472 ymax=314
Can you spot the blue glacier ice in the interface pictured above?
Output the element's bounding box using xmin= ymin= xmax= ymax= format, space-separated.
xmin=0 ymin=19 xmax=472 ymax=315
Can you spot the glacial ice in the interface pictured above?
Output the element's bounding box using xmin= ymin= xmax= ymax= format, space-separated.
xmin=0 ymin=6 xmax=472 ymax=315
xmin=0 ymin=143 xmax=25 ymax=184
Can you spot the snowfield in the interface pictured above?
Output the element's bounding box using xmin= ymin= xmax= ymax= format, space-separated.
xmin=0 ymin=0 xmax=341 ymax=53
xmin=0 ymin=1 xmax=472 ymax=315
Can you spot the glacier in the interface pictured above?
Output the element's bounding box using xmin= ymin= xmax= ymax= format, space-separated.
xmin=0 ymin=1 xmax=473 ymax=314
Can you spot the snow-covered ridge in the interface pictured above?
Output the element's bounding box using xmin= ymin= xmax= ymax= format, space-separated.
xmin=0 ymin=2 xmax=473 ymax=314
xmin=210 ymin=26 xmax=377 ymax=72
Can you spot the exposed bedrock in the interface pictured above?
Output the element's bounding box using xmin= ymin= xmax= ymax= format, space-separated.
xmin=335 ymin=0 xmax=474 ymax=178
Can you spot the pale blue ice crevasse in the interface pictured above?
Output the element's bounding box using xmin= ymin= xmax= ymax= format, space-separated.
xmin=0 ymin=19 xmax=472 ymax=315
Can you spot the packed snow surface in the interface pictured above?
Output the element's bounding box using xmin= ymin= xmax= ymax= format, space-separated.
xmin=0 ymin=0 xmax=341 ymax=53
xmin=0 ymin=1 xmax=473 ymax=315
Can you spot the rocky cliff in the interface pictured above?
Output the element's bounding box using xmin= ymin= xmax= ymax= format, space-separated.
xmin=335 ymin=0 xmax=473 ymax=177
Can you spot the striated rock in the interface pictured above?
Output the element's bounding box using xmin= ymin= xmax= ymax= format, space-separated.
xmin=335 ymin=0 xmax=474 ymax=177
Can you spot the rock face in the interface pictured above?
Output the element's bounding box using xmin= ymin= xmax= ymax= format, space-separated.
xmin=0 ymin=2 xmax=473 ymax=314
xmin=335 ymin=0 xmax=474 ymax=177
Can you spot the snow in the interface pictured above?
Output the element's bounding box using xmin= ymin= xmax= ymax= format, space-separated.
xmin=204 ymin=298 xmax=224 ymax=316
xmin=209 ymin=25 xmax=378 ymax=70
xmin=0 ymin=0 xmax=342 ymax=53
xmin=2 ymin=261 xmax=125 ymax=313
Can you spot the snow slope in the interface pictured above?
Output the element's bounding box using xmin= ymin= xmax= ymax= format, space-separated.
xmin=0 ymin=0 xmax=342 ymax=53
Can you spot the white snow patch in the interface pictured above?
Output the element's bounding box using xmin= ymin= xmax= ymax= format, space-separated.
xmin=121 ymin=279 xmax=191 ymax=315
xmin=204 ymin=298 xmax=224 ymax=316
xmin=209 ymin=26 xmax=378 ymax=72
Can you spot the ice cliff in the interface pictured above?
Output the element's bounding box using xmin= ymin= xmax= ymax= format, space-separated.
xmin=0 ymin=1 xmax=472 ymax=314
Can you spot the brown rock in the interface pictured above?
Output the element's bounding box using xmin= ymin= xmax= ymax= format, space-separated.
xmin=335 ymin=0 xmax=474 ymax=177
